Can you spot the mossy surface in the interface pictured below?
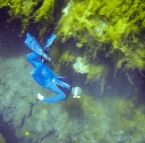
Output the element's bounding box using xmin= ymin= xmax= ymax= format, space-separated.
xmin=0 ymin=0 xmax=56 ymax=38
xmin=1 ymin=0 xmax=145 ymax=88
xmin=60 ymin=93 xmax=145 ymax=143
xmin=56 ymin=0 xmax=145 ymax=72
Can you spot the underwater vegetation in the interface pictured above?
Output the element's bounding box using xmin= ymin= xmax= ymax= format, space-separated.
xmin=0 ymin=134 xmax=6 ymax=143
xmin=0 ymin=2 xmax=145 ymax=142
xmin=55 ymin=0 xmax=145 ymax=80
xmin=1 ymin=0 xmax=145 ymax=93
xmin=0 ymin=0 xmax=55 ymax=38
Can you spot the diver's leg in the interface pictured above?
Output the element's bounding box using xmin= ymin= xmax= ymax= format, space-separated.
xmin=30 ymin=64 xmax=44 ymax=75
xmin=27 ymin=52 xmax=44 ymax=75
xmin=27 ymin=52 xmax=40 ymax=68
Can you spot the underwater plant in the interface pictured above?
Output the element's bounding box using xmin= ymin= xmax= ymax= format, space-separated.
xmin=0 ymin=0 xmax=56 ymax=38
xmin=56 ymin=0 xmax=145 ymax=72
xmin=0 ymin=134 xmax=6 ymax=143
xmin=1 ymin=0 xmax=145 ymax=93
xmin=55 ymin=0 xmax=145 ymax=92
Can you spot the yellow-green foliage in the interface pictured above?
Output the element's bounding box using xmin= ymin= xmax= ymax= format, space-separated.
xmin=1 ymin=0 xmax=55 ymax=36
xmin=1 ymin=0 xmax=145 ymax=83
xmin=56 ymin=0 xmax=145 ymax=73
xmin=50 ymin=43 xmax=76 ymax=73
xmin=58 ymin=51 xmax=75 ymax=64
xmin=0 ymin=134 xmax=6 ymax=143
xmin=57 ymin=0 xmax=144 ymax=45
xmin=0 ymin=0 xmax=8 ymax=8
xmin=86 ymin=64 xmax=108 ymax=82
xmin=115 ymin=42 xmax=145 ymax=71
xmin=56 ymin=0 xmax=98 ymax=41
xmin=86 ymin=63 xmax=108 ymax=95
xmin=51 ymin=42 xmax=108 ymax=92
xmin=33 ymin=0 xmax=54 ymax=23
xmin=55 ymin=50 xmax=75 ymax=73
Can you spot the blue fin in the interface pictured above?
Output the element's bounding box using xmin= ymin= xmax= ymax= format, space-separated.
xmin=24 ymin=33 xmax=48 ymax=59
xmin=44 ymin=34 xmax=56 ymax=52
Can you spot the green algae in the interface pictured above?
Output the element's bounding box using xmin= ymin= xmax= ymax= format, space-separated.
xmin=56 ymin=0 xmax=145 ymax=74
xmin=0 ymin=0 xmax=145 ymax=93
xmin=0 ymin=0 xmax=55 ymax=37
xmin=74 ymin=95 xmax=145 ymax=142
xmin=0 ymin=134 xmax=6 ymax=143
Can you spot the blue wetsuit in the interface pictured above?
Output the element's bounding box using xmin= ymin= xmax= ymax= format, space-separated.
xmin=25 ymin=33 xmax=72 ymax=103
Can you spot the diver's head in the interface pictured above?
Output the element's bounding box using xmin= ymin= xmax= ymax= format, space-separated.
xmin=71 ymin=87 xmax=82 ymax=98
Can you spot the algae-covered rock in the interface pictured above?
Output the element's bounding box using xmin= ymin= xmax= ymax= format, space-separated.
xmin=1 ymin=0 xmax=145 ymax=88
xmin=73 ymin=57 xmax=89 ymax=74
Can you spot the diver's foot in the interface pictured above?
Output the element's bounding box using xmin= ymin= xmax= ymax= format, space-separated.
xmin=37 ymin=93 xmax=44 ymax=100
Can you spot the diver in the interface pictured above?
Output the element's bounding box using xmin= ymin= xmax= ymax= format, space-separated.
xmin=24 ymin=33 xmax=82 ymax=103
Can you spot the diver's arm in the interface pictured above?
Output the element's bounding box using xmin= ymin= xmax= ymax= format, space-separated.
xmin=37 ymin=92 xmax=66 ymax=103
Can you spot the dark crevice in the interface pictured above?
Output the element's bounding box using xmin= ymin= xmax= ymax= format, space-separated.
xmin=27 ymin=103 xmax=34 ymax=118
xmin=0 ymin=114 xmax=20 ymax=143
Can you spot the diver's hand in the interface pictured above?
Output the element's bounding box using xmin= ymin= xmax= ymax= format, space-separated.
xmin=37 ymin=93 xmax=44 ymax=100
